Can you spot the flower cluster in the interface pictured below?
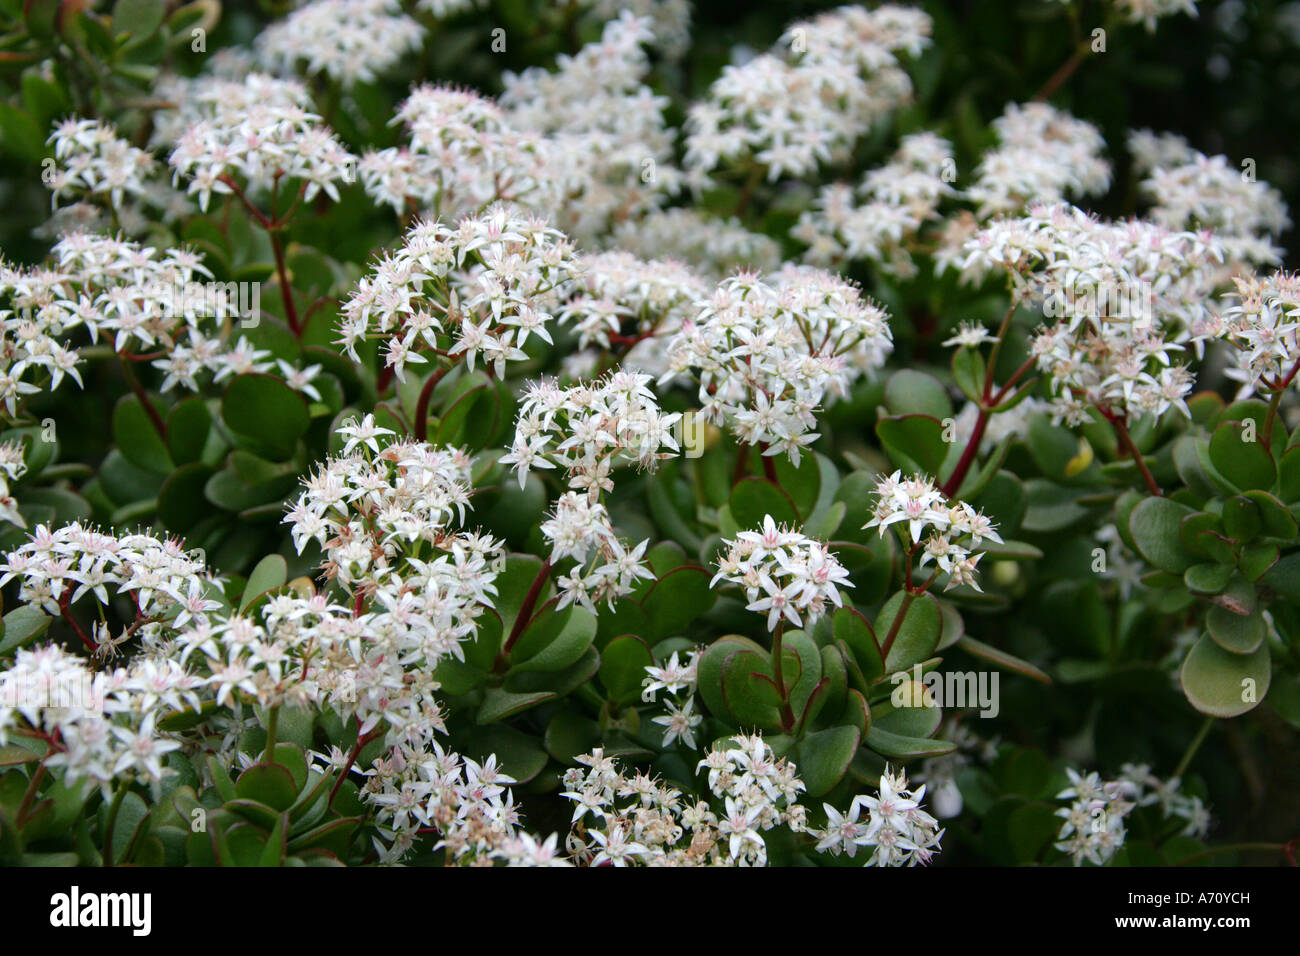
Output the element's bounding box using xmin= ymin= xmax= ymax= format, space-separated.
xmin=167 ymin=73 xmax=356 ymax=212
xmin=1215 ymin=270 xmax=1300 ymax=396
xmin=45 ymin=117 xmax=157 ymax=212
xmin=0 ymin=526 xmax=224 ymax=796
xmin=967 ymin=102 xmax=1111 ymax=218
xmin=358 ymin=85 xmax=559 ymax=218
xmin=813 ymin=766 xmax=944 ymax=866
xmin=641 ymin=649 xmax=702 ymax=748
xmin=0 ymin=523 xmax=219 ymax=641
xmin=794 ymin=132 xmax=958 ymax=276
xmin=337 ymin=206 xmax=578 ymax=382
xmin=0 ymin=645 xmax=183 ymax=799
xmin=711 ymin=515 xmax=852 ymax=631
xmin=538 ymin=492 xmax=654 ymax=612
xmin=563 ymin=736 xmax=806 ymax=865
xmin=1053 ymin=764 xmax=1210 ymax=866
xmin=1130 ymin=129 xmax=1290 ymax=266
xmin=0 ymin=231 xmax=302 ymax=413
xmin=663 ymin=268 xmax=893 ymax=463
xmin=276 ymin=416 xmax=502 ymax=741
xmin=359 ymin=739 xmax=566 ymax=865
xmin=559 ymin=251 xmax=708 ymax=357
xmin=610 ymin=208 xmax=783 ymax=277
xmin=863 ymin=471 xmax=1002 ymax=592
xmin=0 ymin=440 xmax=27 ymax=527
xmin=685 ymin=5 xmax=930 ymax=182
xmin=961 ymin=203 xmax=1231 ymax=425
xmin=502 ymin=369 xmax=682 ymax=493
xmin=256 ymin=0 xmax=424 ymax=87
xmin=501 ymin=13 xmax=681 ymax=244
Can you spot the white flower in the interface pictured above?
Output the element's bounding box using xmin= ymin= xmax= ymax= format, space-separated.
xmin=712 ymin=516 xmax=852 ymax=632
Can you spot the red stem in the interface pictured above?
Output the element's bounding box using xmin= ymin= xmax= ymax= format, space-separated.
xmin=757 ymin=442 xmax=779 ymax=484
xmin=269 ymin=230 xmax=301 ymax=336
xmin=329 ymin=721 xmax=381 ymax=808
xmin=412 ymin=362 xmax=457 ymax=442
xmin=1103 ymin=409 xmax=1162 ymax=497
xmin=940 ymin=409 xmax=988 ymax=498
xmin=880 ymin=591 xmax=917 ymax=659
xmin=58 ymin=590 xmax=95 ymax=652
xmin=732 ymin=442 xmax=751 ymax=486
xmin=120 ymin=361 xmax=168 ymax=443
xmin=1033 ymin=43 xmax=1089 ymax=101
xmin=495 ymin=559 xmax=552 ymax=671
xmin=940 ymin=352 xmax=1037 ymax=497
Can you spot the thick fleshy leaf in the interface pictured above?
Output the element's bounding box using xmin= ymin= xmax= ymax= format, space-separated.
xmin=877 ymin=591 xmax=942 ymax=673
xmin=1206 ymin=606 xmax=1266 ymax=654
xmin=865 ymin=725 xmax=956 ymax=759
xmin=158 ymin=463 xmax=217 ymax=533
xmin=876 ymin=414 xmax=948 ymax=477
xmin=642 ymin=565 xmax=716 ymax=639
xmin=235 ymin=763 xmax=298 ymax=812
xmin=1209 ymin=420 xmax=1276 ymax=491
xmin=1180 ymin=635 xmax=1270 ymax=718
xmin=509 ymin=605 xmax=596 ymax=674
xmin=720 ymin=648 xmax=783 ymax=730
xmin=476 ymin=688 xmax=559 ymax=724
xmin=958 ymin=635 xmax=1051 ymax=684
xmin=240 ymin=555 xmax=288 ymax=612
xmin=884 ymin=369 xmax=952 ymax=421
xmin=0 ymin=606 xmax=52 ymax=656
xmin=794 ymin=725 xmax=860 ymax=797
xmin=222 ymin=373 xmax=311 ymax=460
xmin=1278 ymin=446 xmax=1300 ymax=503
xmin=113 ymin=394 xmax=174 ymax=474
xmin=832 ymin=606 xmax=883 ymax=683
xmin=1243 ymin=490 xmax=1298 ymax=538
xmin=598 ymin=635 xmax=655 ymax=705
xmin=166 ymin=397 xmax=212 ymax=466
xmin=1128 ymin=497 xmax=1197 ymax=574
xmin=697 ymin=635 xmax=763 ymax=721
xmin=730 ymin=478 xmax=799 ymax=528
xmin=544 ymin=708 xmax=603 ymax=764
xmin=952 ymin=348 xmax=986 ymax=404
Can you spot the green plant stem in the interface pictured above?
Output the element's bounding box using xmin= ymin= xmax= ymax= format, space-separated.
xmin=1263 ymin=355 xmax=1300 ymax=440
xmin=262 ymin=706 xmax=280 ymax=763
xmin=735 ymin=163 xmax=764 ymax=219
xmin=771 ymin=623 xmax=796 ymax=733
xmin=1172 ymin=715 xmax=1214 ymax=780
xmin=102 ymin=784 xmax=128 ymax=867
xmin=15 ymin=762 xmax=48 ymax=828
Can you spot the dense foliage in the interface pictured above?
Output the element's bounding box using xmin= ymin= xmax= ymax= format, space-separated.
xmin=0 ymin=0 xmax=1296 ymax=868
